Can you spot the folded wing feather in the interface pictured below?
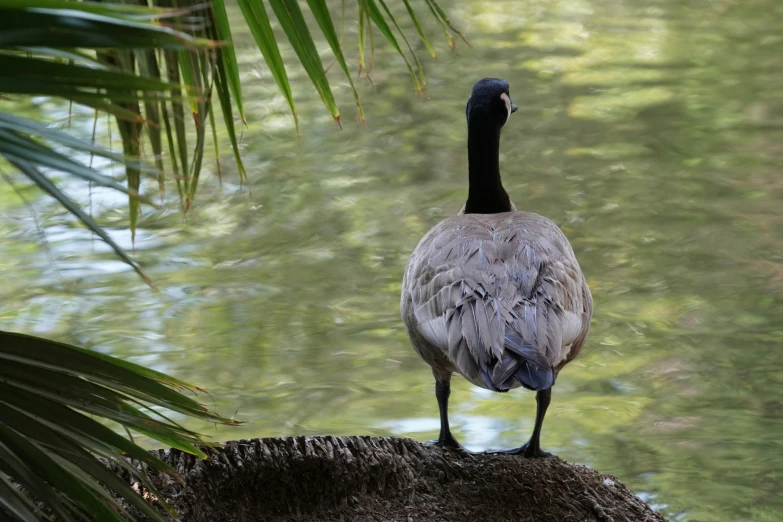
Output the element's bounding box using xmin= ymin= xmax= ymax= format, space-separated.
xmin=407 ymin=214 xmax=588 ymax=391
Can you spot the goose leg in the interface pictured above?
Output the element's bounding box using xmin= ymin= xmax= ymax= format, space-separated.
xmin=485 ymin=387 xmax=553 ymax=458
xmin=424 ymin=374 xmax=468 ymax=451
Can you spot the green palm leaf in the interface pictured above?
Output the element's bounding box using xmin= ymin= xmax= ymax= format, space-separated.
xmin=365 ymin=0 xmax=421 ymax=93
xmin=0 ymin=2 xmax=213 ymax=266
xmin=2 ymin=0 xmax=460 ymax=281
xmin=377 ymin=0 xmax=427 ymax=88
xmin=9 ymin=159 xmax=153 ymax=285
xmin=424 ymin=0 xmax=470 ymax=48
xmin=306 ymin=0 xmax=364 ymax=123
xmin=0 ymin=126 xmax=154 ymax=205
xmin=0 ymin=330 xmax=240 ymax=522
xmin=0 ymin=7 xmax=212 ymax=49
xmin=236 ymin=0 xmax=300 ymax=133
xmin=0 ymin=1 xmax=174 ymax=18
xmin=269 ymin=0 xmax=341 ymax=126
xmin=211 ymin=0 xmax=245 ymax=123
xmin=402 ymin=0 xmax=436 ymax=59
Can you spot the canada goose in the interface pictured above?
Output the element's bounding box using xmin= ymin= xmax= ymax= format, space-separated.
xmin=400 ymin=78 xmax=592 ymax=458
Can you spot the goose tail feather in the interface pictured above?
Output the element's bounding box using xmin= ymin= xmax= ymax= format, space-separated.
xmin=483 ymin=361 xmax=554 ymax=392
xmin=513 ymin=362 xmax=555 ymax=391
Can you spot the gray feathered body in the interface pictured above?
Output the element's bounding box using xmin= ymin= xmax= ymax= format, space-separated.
xmin=401 ymin=211 xmax=592 ymax=392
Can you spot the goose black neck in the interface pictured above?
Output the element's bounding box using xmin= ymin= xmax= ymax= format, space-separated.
xmin=464 ymin=120 xmax=512 ymax=214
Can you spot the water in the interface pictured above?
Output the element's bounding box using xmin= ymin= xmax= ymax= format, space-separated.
xmin=2 ymin=0 xmax=783 ymax=520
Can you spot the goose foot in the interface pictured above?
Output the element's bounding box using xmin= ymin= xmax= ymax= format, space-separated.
xmin=424 ymin=435 xmax=472 ymax=455
xmin=484 ymin=441 xmax=553 ymax=459
xmin=485 ymin=388 xmax=554 ymax=459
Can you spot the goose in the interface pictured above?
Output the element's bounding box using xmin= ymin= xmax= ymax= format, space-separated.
xmin=400 ymin=78 xmax=592 ymax=458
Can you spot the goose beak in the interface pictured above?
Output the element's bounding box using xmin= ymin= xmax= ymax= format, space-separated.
xmin=511 ymin=103 xmax=519 ymax=114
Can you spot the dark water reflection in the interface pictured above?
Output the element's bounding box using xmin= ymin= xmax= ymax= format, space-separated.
xmin=2 ymin=0 xmax=783 ymax=520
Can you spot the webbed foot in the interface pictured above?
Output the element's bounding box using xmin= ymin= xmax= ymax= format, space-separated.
xmin=424 ymin=434 xmax=472 ymax=455
xmin=484 ymin=441 xmax=553 ymax=459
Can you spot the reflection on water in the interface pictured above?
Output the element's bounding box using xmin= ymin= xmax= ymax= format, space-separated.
xmin=2 ymin=0 xmax=783 ymax=520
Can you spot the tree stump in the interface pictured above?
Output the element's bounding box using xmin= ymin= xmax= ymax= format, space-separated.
xmin=113 ymin=436 xmax=667 ymax=522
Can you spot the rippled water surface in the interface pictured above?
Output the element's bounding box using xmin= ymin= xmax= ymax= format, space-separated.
xmin=2 ymin=0 xmax=783 ymax=520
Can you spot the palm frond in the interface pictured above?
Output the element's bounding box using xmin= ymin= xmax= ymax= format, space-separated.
xmin=236 ymin=0 xmax=301 ymax=133
xmin=1 ymin=0 xmax=464 ymax=278
xmin=402 ymin=0 xmax=437 ymax=59
xmin=211 ymin=0 xmax=245 ymax=123
xmin=0 ymin=7 xmax=213 ymax=49
xmin=306 ymin=0 xmax=364 ymax=123
xmin=366 ymin=0 xmax=423 ymax=93
xmin=0 ymin=330 xmax=240 ymax=522
xmin=270 ymin=0 xmax=342 ymax=126
xmin=0 ymin=2 xmax=215 ymax=275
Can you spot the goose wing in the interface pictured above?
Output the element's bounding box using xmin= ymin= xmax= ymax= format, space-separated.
xmin=403 ymin=212 xmax=591 ymax=391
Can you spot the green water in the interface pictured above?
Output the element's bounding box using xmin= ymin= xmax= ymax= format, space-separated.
xmin=2 ymin=0 xmax=783 ymax=520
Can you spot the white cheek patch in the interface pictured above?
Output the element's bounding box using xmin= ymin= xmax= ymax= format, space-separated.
xmin=500 ymin=93 xmax=512 ymax=122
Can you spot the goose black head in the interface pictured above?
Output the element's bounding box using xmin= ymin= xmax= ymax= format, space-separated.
xmin=466 ymin=78 xmax=518 ymax=128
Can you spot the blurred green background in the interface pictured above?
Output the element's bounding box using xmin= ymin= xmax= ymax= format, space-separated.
xmin=2 ymin=0 xmax=782 ymax=520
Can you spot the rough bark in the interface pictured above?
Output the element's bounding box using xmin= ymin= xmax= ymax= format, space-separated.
xmin=113 ymin=436 xmax=667 ymax=522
